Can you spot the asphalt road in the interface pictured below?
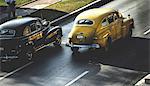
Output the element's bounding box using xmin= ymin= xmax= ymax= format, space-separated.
xmin=0 ymin=0 xmax=150 ymax=86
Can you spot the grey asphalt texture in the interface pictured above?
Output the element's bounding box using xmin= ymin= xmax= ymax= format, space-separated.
xmin=0 ymin=0 xmax=150 ymax=86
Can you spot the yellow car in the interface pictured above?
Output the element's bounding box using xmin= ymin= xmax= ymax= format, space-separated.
xmin=67 ymin=8 xmax=134 ymax=52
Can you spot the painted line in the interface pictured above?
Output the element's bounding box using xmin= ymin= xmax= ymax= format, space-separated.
xmin=135 ymin=74 xmax=150 ymax=86
xmin=50 ymin=0 xmax=102 ymax=24
xmin=65 ymin=71 xmax=89 ymax=86
xmin=144 ymin=29 xmax=150 ymax=35
xmin=0 ymin=61 xmax=33 ymax=81
xmin=143 ymin=25 xmax=150 ymax=35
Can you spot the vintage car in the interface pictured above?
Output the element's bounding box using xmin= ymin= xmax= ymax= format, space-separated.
xmin=67 ymin=8 xmax=134 ymax=52
xmin=0 ymin=17 xmax=62 ymax=63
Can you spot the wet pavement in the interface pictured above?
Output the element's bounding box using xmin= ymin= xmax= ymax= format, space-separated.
xmin=0 ymin=0 xmax=150 ymax=86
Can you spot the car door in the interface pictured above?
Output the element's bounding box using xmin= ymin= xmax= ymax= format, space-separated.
xmin=113 ymin=12 xmax=122 ymax=39
xmin=95 ymin=17 xmax=109 ymax=46
xmin=107 ymin=14 xmax=117 ymax=41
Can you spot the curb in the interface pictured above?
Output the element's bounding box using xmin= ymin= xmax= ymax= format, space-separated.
xmin=50 ymin=0 xmax=113 ymax=25
xmin=0 ymin=0 xmax=112 ymax=24
xmin=0 ymin=0 xmax=38 ymax=12
xmin=17 ymin=0 xmax=38 ymax=7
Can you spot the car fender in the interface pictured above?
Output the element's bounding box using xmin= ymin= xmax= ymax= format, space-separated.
xmin=45 ymin=26 xmax=62 ymax=39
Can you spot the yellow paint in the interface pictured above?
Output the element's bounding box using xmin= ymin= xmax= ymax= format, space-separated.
xmin=29 ymin=32 xmax=43 ymax=41
xmin=68 ymin=8 xmax=134 ymax=48
xmin=46 ymin=31 xmax=57 ymax=39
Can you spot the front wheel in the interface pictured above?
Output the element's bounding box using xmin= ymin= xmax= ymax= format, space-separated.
xmin=25 ymin=51 xmax=33 ymax=61
xmin=19 ymin=46 xmax=34 ymax=61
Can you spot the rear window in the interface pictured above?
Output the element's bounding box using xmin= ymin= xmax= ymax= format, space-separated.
xmin=0 ymin=29 xmax=15 ymax=37
xmin=77 ymin=19 xmax=93 ymax=25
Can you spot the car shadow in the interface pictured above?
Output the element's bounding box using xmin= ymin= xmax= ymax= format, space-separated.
xmin=71 ymin=37 xmax=150 ymax=72
xmin=91 ymin=37 xmax=150 ymax=72
xmin=0 ymin=46 xmax=63 ymax=72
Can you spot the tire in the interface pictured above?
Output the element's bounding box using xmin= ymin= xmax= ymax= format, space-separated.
xmin=71 ymin=47 xmax=79 ymax=53
xmin=19 ymin=46 xmax=34 ymax=61
xmin=126 ymin=29 xmax=132 ymax=39
xmin=105 ymin=37 xmax=112 ymax=52
xmin=54 ymin=34 xmax=62 ymax=47
xmin=25 ymin=51 xmax=33 ymax=61
xmin=0 ymin=59 xmax=13 ymax=72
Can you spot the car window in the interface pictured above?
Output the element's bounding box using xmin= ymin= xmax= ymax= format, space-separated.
xmin=36 ymin=21 xmax=42 ymax=30
xmin=114 ymin=13 xmax=119 ymax=21
xmin=0 ymin=29 xmax=15 ymax=37
xmin=30 ymin=23 xmax=37 ymax=32
xmin=101 ymin=18 xmax=108 ymax=27
xmin=114 ymin=12 xmax=119 ymax=20
xmin=77 ymin=19 xmax=93 ymax=25
xmin=30 ymin=21 xmax=42 ymax=32
xmin=108 ymin=15 xmax=114 ymax=24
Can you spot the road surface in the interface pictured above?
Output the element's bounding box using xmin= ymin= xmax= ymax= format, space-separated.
xmin=0 ymin=0 xmax=149 ymax=86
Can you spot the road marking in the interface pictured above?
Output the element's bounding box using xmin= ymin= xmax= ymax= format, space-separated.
xmin=0 ymin=61 xmax=33 ymax=81
xmin=144 ymin=29 xmax=150 ymax=35
xmin=135 ymin=74 xmax=150 ymax=86
xmin=50 ymin=0 xmax=102 ymax=24
xmin=65 ymin=71 xmax=89 ymax=86
xmin=143 ymin=26 xmax=150 ymax=35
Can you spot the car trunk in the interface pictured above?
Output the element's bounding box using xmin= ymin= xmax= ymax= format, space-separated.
xmin=69 ymin=26 xmax=95 ymax=44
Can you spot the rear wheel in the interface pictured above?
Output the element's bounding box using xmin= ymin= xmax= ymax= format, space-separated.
xmin=71 ymin=47 xmax=79 ymax=53
xmin=126 ymin=29 xmax=132 ymax=39
xmin=105 ymin=37 xmax=112 ymax=52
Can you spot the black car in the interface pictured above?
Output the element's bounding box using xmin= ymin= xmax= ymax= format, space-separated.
xmin=0 ymin=17 xmax=62 ymax=64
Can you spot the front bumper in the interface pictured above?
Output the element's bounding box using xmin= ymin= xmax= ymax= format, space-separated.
xmin=0 ymin=55 xmax=19 ymax=62
xmin=66 ymin=43 xmax=100 ymax=48
xmin=0 ymin=50 xmax=19 ymax=62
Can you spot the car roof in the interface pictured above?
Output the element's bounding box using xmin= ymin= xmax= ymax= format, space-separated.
xmin=76 ymin=8 xmax=116 ymax=21
xmin=0 ymin=17 xmax=39 ymax=30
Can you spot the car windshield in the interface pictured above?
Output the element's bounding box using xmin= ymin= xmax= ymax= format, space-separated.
xmin=0 ymin=29 xmax=15 ymax=37
xmin=77 ymin=19 xmax=93 ymax=25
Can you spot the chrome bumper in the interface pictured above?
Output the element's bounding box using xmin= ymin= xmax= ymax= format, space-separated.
xmin=66 ymin=43 xmax=100 ymax=48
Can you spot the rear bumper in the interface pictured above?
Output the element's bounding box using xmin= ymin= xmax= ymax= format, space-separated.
xmin=66 ymin=43 xmax=100 ymax=48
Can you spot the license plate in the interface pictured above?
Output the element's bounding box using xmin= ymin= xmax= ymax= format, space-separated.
xmin=77 ymin=35 xmax=84 ymax=39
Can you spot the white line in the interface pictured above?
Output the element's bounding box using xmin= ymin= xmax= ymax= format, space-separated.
xmin=144 ymin=29 xmax=150 ymax=35
xmin=50 ymin=0 xmax=102 ymax=24
xmin=0 ymin=61 xmax=33 ymax=81
xmin=65 ymin=71 xmax=89 ymax=86
xmin=135 ymin=74 xmax=150 ymax=86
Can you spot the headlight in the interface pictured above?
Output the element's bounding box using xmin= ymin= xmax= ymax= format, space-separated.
xmin=0 ymin=47 xmax=4 ymax=51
